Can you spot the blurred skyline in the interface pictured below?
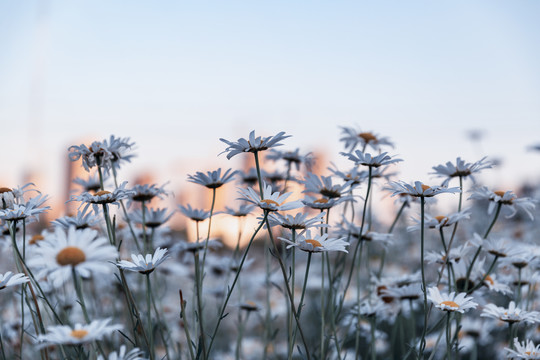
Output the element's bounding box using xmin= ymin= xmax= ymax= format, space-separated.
xmin=1 ymin=1 xmax=540 ymax=209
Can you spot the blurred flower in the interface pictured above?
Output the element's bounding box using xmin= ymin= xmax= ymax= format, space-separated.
xmin=301 ymin=173 xmax=353 ymax=199
xmin=387 ymin=181 xmax=461 ymax=198
xmin=28 ymin=227 xmax=117 ymax=287
xmin=481 ymin=301 xmax=540 ymax=324
xmin=505 ymin=338 xmax=540 ymax=359
xmin=178 ymin=204 xmax=211 ymax=222
xmin=188 ymin=168 xmax=236 ymax=189
xmin=130 ymin=207 xmax=174 ymax=228
xmin=97 ymin=345 xmax=145 ymax=360
xmin=130 ymin=183 xmax=168 ymax=202
xmin=266 ymin=211 xmax=327 ymax=230
xmin=52 ymin=209 xmax=100 ymax=230
xmin=339 ymin=126 xmax=394 ymax=151
xmin=36 ymin=318 xmax=121 ymax=346
xmin=220 ymin=130 xmax=291 ymax=159
xmin=0 ymin=272 xmax=29 ymax=290
xmin=469 ymin=187 xmax=536 ymax=220
xmin=302 ymin=195 xmax=350 ymax=210
xmin=427 ymin=287 xmax=477 ymax=313
xmin=407 ymin=209 xmax=470 ymax=231
xmin=341 ymin=151 xmax=402 ymax=168
xmin=73 ymin=173 xmax=102 ymax=193
xmin=0 ymin=194 xmax=50 ymax=222
xmin=431 ymin=157 xmax=492 ymax=186
xmin=266 ymin=148 xmax=315 ymax=172
xmin=73 ymin=182 xmax=134 ymax=214
xmin=221 ymin=204 xmax=255 ymax=217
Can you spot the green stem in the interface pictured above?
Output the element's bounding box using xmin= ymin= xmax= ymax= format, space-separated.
xmin=146 ymin=274 xmax=154 ymax=360
xmin=419 ymin=196 xmax=428 ymax=359
xmin=446 ymin=312 xmax=452 ymax=360
xmin=179 ymin=290 xmax=195 ymax=360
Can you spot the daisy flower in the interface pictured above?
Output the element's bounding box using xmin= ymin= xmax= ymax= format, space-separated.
xmin=0 ymin=187 xmax=16 ymax=209
xmin=28 ymin=227 xmax=117 ymax=287
xmin=329 ymin=164 xmax=364 ymax=186
xmin=36 ymin=318 xmax=122 ymax=346
xmin=266 ymin=148 xmax=315 ymax=171
xmin=301 ymin=173 xmax=353 ymax=199
xmin=407 ymin=209 xmax=471 ymax=231
xmin=425 ymin=244 xmax=473 ymax=265
xmin=341 ymin=150 xmax=402 ymax=168
xmin=103 ymin=135 xmax=136 ymax=170
xmin=130 ymin=207 xmax=175 ymax=228
xmin=427 ymin=287 xmax=478 ymax=313
xmin=279 ymin=230 xmax=349 ymax=253
xmin=178 ymin=204 xmax=211 ymax=222
xmin=0 ymin=271 xmax=29 ymax=290
xmin=220 ymin=130 xmax=291 ymax=159
xmin=238 ymin=301 xmax=261 ymax=312
xmin=481 ymin=301 xmax=540 ymax=324
xmin=482 ymin=274 xmax=511 ymax=295
xmin=380 ymin=284 xmax=422 ymax=302
xmin=387 ymin=181 xmax=461 ymax=198
xmin=130 ymin=183 xmax=168 ymax=202
xmin=431 ymin=157 xmax=492 ymax=186
xmin=221 ymin=204 xmax=255 ymax=217
xmin=266 ymin=212 xmax=327 ymax=230
xmin=69 ymin=141 xmax=113 ymax=172
xmin=73 ymin=173 xmax=102 ymax=192
xmin=97 ymin=345 xmax=145 ymax=360
xmin=187 ymin=168 xmax=237 ymax=189
xmin=239 ymin=182 xmax=303 ymax=212
xmin=505 ymin=338 xmax=540 ymax=359
xmin=52 ymin=209 xmax=101 ymax=230
xmin=301 ymin=195 xmax=350 ymax=210
xmin=73 ymin=181 xmax=134 ymax=214
xmin=0 ymin=194 xmax=50 ymax=222
xmin=339 ymin=126 xmax=394 ymax=151
xmin=117 ymin=247 xmax=169 ymax=274
xmin=469 ymin=187 xmax=536 ymax=220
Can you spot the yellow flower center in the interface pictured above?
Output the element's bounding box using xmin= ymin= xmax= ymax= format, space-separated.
xmin=95 ymin=190 xmax=111 ymax=196
xmin=484 ymin=275 xmax=494 ymax=285
xmin=305 ymin=239 xmax=322 ymax=248
xmin=29 ymin=234 xmax=44 ymax=245
xmin=435 ymin=215 xmax=448 ymax=225
xmin=56 ymin=247 xmax=86 ymax=266
xmin=314 ymin=198 xmax=329 ymax=204
xmin=494 ymin=190 xmax=506 ymax=197
xmin=358 ymin=132 xmax=377 ymax=143
xmin=261 ymin=199 xmax=280 ymax=207
xmin=421 ymin=184 xmax=431 ymax=192
xmin=441 ymin=300 xmax=459 ymax=309
xmin=70 ymin=329 xmax=89 ymax=339
xmin=0 ymin=187 xmax=13 ymax=193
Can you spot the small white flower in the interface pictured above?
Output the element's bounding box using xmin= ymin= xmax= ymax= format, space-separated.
xmin=239 ymin=182 xmax=303 ymax=212
xmin=481 ymin=301 xmax=540 ymax=324
xmin=266 ymin=148 xmax=315 ymax=171
xmin=0 ymin=271 xmax=29 ymax=290
xmin=220 ymin=130 xmax=291 ymax=159
xmin=302 ymin=195 xmax=350 ymax=210
xmin=341 ymin=150 xmax=402 ymax=168
xmin=97 ymin=345 xmax=145 ymax=360
xmin=505 ymin=338 xmax=540 ymax=359
xmin=178 ymin=204 xmax=211 ymax=222
xmin=407 ymin=210 xmax=470 ymax=231
xmin=187 ymin=168 xmax=237 ymax=189
xmin=117 ymin=247 xmax=169 ymax=274
xmin=221 ymin=204 xmax=255 ymax=217
xmin=36 ymin=318 xmax=122 ymax=346
xmin=279 ymin=230 xmax=349 ymax=253
xmin=431 ymin=157 xmax=492 ymax=186
xmin=266 ymin=212 xmax=328 ymax=231
xmin=469 ymin=187 xmax=536 ymax=220
xmin=301 ymin=173 xmax=353 ymax=199
xmin=52 ymin=209 xmax=100 ymax=230
xmin=388 ymin=181 xmax=461 ymax=198
xmin=130 ymin=207 xmax=174 ymax=228
xmin=0 ymin=194 xmax=50 ymax=221
xmin=130 ymin=183 xmax=168 ymax=202
xmin=339 ymin=126 xmax=394 ymax=151
xmin=427 ymin=287 xmax=477 ymax=313
xmin=73 ymin=182 xmax=134 ymax=215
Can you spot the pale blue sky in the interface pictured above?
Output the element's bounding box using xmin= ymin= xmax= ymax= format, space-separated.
xmin=1 ymin=1 xmax=540 ymax=203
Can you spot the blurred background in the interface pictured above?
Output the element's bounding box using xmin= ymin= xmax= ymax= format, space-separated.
xmin=1 ymin=0 xmax=540 ymax=229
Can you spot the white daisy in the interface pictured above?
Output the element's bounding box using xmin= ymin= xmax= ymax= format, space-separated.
xmin=52 ymin=209 xmax=101 ymax=230
xmin=28 ymin=227 xmax=117 ymax=287
xmin=388 ymin=181 xmax=461 ymax=198
xmin=73 ymin=173 xmax=102 ymax=192
xmin=266 ymin=148 xmax=315 ymax=171
xmin=279 ymin=230 xmax=349 ymax=253
xmin=221 ymin=204 xmax=255 ymax=217
xmin=301 ymin=173 xmax=353 ymax=199
xmin=130 ymin=183 xmax=168 ymax=202
xmin=117 ymin=247 xmax=169 ymax=274
xmin=339 ymin=126 xmax=394 ymax=151
xmin=97 ymin=345 xmax=145 ymax=360
xmin=431 ymin=157 xmax=492 ymax=186
xmin=469 ymin=187 xmax=536 ymax=220
xmin=187 ymin=168 xmax=237 ymax=189
xmin=220 ymin=130 xmax=291 ymax=159
xmin=266 ymin=212 xmax=327 ymax=231
xmin=239 ymin=182 xmax=303 ymax=212
xmin=130 ymin=207 xmax=174 ymax=228
xmin=73 ymin=181 xmax=134 ymax=214
xmin=505 ymin=338 xmax=540 ymax=359
xmin=427 ymin=287 xmax=477 ymax=313
xmin=69 ymin=135 xmax=135 ymax=172
xmin=302 ymin=195 xmax=351 ymax=210
xmin=178 ymin=204 xmax=211 ymax=222
xmin=481 ymin=301 xmax=540 ymax=324
xmin=0 ymin=194 xmax=50 ymax=222
xmin=407 ymin=210 xmax=471 ymax=231
xmin=36 ymin=318 xmax=122 ymax=346
xmin=341 ymin=150 xmax=402 ymax=168
xmin=0 ymin=271 xmax=29 ymax=290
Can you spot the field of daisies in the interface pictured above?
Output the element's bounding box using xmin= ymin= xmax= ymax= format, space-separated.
xmin=0 ymin=128 xmax=539 ymax=360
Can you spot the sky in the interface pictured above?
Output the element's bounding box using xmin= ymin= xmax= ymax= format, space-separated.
xmin=1 ymin=1 xmax=540 ymax=208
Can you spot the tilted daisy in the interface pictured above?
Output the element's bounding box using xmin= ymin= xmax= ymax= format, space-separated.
xmin=339 ymin=126 xmax=394 ymax=152
xmin=97 ymin=345 xmax=145 ymax=360
xmin=266 ymin=148 xmax=315 ymax=171
xmin=220 ymin=130 xmax=291 ymax=159
xmin=380 ymin=283 xmax=422 ymax=302
xmin=102 ymin=135 xmax=136 ymax=170
xmin=301 ymin=173 xmax=353 ymax=199
xmin=73 ymin=182 xmax=134 ymax=214
xmin=117 ymin=247 xmax=169 ymax=274
xmin=130 ymin=183 xmax=168 ymax=202
xmin=0 ymin=194 xmax=50 ymax=222
xmin=407 ymin=209 xmax=471 ymax=231
xmin=505 ymin=338 xmax=540 ymax=359
xmin=469 ymin=187 xmax=536 ymax=220
xmin=36 ymin=318 xmax=122 ymax=346
xmin=266 ymin=212 xmax=327 ymax=231
xmin=52 ymin=209 xmax=101 ymax=230
xmin=481 ymin=301 xmax=540 ymax=324
xmin=431 ymin=157 xmax=493 ymax=186
xmin=341 ymin=150 xmax=402 ymax=168
xmin=427 ymin=287 xmax=477 ymax=313
xmin=279 ymin=230 xmax=349 ymax=253
xmin=187 ymin=168 xmax=237 ymax=189
xmin=178 ymin=204 xmax=211 ymax=222
xmin=28 ymin=227 xmax=118 ymax=287
xmin=239 ymin=167 xmax=267 ymax=187
xmin=130 ymin=207 xmax=174 ymax=228
xmin=0 ymin=271 xmax=29 ymax=290
xmin=425 ymin=244 xmax=474 ymax=265
xmin=239 ymin=182 xmax=303 ymax=212
xmin=387 ymin=181 xmax=461 ymax=198
xmin=302 ymin=195 xmax=350 ymax=210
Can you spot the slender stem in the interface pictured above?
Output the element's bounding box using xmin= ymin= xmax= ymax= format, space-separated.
xmin=371 ymin=316 xmax=377 ymax=360
xmin=253 ymin=151 xmax=264 ymax=197
xmin=419 ymin=196 xmax=428 ymax=359
xmin=201 ymin=188 xmax=217 ymax=280
xmin=179 ymin=290 xmax=195 ymax=360
xmin=146 ymin=274 xmax=154 ymax=360
xmin=446 ymin=313 xmax=452 ymax=360
xmin=193 ymin=250 xmax=206 ymax=359
xmin=141 ymin=201 xmax=150 ymax=252
xmin=72 ymin=268 xmax=90 ymax=323
xmin=484 ymin=202 xmax=502 ymax=239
